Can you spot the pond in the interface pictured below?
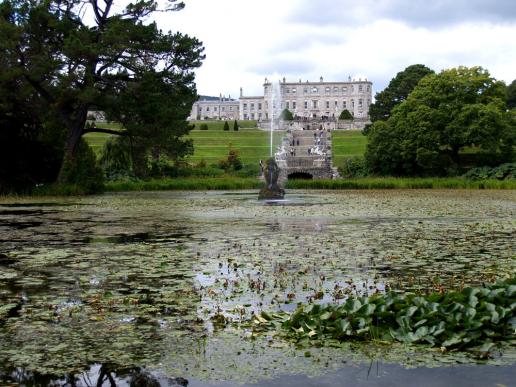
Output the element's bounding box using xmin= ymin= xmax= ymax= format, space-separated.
xmin=0 ymin=190 xmax=514 ymax=386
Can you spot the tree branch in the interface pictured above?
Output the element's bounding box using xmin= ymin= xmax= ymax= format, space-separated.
xmin=83 ymin=127 xmax=128 ymax=136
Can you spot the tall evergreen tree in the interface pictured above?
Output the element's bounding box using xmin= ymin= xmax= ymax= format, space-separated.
xmin=0 ymin=0 xmax=205 ymax=183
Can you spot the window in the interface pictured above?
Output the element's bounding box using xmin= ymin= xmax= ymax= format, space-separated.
xmin=351 ymin=85 xmax=354 ymax=92
xmin=243 ymin=103 xmax=247 ymax=110
xmin=326 ymin=101 xmax=330 ymax=108
xmin=367 ymin=85 xmax=370 ymax=92
xmin=325 ymin=87 xmax=330 ymax=93
xmin=358 ymin=98 xmax=363 ymax=107
xmin=343 ymin=101 xmax=347 ymax=108
xmin=250 ymin=103 xmax=254 ymax=110
xmin=311 ymin=87 xmax=318 ymax=93
xmin=229 ymin=106 xmax=233 ymax=111
xmin=286 ymin=101 xmax=290 ymax=109
xmin=333 ymin=86 xmax=338 ymax=92
xmin=199 ymin=107 xmax=202 ymax=112
xmin=351 ymin=99 xmax=355 ymax=109
xmin=244 ymin=113 xmax=248 ymax=119
xmin=264 ymin=87 xmax=268 ymax=93
xmin=304 ymin=100 xmax=308 ymax=109
xmin=258 ymin=103 xmax=262 ymax=110
xmin=342 ymin=86 xmax=347 ymax=92
xmin=303 ymin=87 xmax=308 ymax=94
xmin=334 ymin=100 xmax=338 ymax=107
xmin=293 ymin=101 xmax=296 ymax=109
xmin=214 ymin=107 xmax=217 ymax=111
xmin=221 ymin=107 xmax=225 ymax=111
xmin=359 ymin=85 xmax=363 ymax=92
xmin=292 ymin=88 xmax=297 ymax=93
xmin=285 ymin=88 xmax=290 ymax=93
xmin=207 ymin=107 xmax=210 ymax=112
xmin=312 ymin=100 xmax=318 ymax=108
xmin=258 ymin=112 xmax=262 ymax=119
xmin=251 ymin=113 xmax=255 ymax=119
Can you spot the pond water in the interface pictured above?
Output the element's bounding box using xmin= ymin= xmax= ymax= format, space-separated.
xmin=0 ymin=190 xmax=514 ymax=386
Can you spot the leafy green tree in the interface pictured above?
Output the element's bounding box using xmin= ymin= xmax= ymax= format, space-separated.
xmin=369 ymin=64 xmax=434 ymax=123
xmin=233 ymin=120 xmax=239 ymax=131
xmin=0 ymin=0 xmax=204 ymax=183
xmin=223 ymin=121 xmax=230 ymax=131
xmin=365 ymin=66 xmax=514 ymax=176
xmin=280 ymin=108 xmax=293 ymax=120
xmin=339 ymin=109 xmax=353 ymax=120
xmin=507 ymin=79 xmax=516 ymax=109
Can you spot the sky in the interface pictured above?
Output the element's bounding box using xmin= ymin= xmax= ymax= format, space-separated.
xmin=155 ymin=0 xmax=516 ymax=98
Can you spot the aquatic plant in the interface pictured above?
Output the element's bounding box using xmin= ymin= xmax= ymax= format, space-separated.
xmin=252 ymin=278 xmax=515 ymax=354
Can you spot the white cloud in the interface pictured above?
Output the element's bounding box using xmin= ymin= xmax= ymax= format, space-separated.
xmin=154 ymin=0 xmax=516 ymax=97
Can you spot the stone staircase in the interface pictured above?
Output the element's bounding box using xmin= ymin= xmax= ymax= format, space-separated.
xmin=275 ymin=129 xmax=339 ymax=181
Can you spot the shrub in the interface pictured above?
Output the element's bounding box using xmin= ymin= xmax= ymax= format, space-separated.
xmin=463 ymin=163 xmax=516 ymax=180
xmin=233 ymin=120 xmax=239 ymax=131
xmin=99 ymin=137 xmax=133 ymax=180
xmin=219 ymin=148 xmax=243 ymax=171
xmin=338 ymin=157 xmax=369 ymax=178
xmin=280 ymin=108 xmax=294 ymax=121
xmin=339 ymin=109 xmax=353 ymax=120
xmin=199 ymin=123 xmax=208 ymax=130
xmin=59 ymin=139 xmax=105 ymax=193
xmin=223 ymin=121 xmax=230 ymax=131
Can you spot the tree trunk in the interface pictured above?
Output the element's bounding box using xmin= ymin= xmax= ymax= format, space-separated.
xmin=57 ymin=109 xmax=88 ymax=183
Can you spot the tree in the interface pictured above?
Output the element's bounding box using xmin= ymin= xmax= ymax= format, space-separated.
xmin=369 ymin=64 xmax=434 ymax=123
xmin=223 ymin=121 xmax=230 ymax=131
xmin=233 ymin=120 xmax=239 ymax=131
xmin=365 ymin=66 xmax=514 ymax=176
xmin=339 ymin=109 xmax=353 ymax=120
xmin=280 ymin=108 xmax=293 ymax=121
xmin=507 ymin=79 xmax=516 ymax=109
xmin=0 ymin=0 xmax=204 ymax=184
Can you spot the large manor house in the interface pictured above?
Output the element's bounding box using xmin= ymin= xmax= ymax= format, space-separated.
xmin=189 ymin=76 xmax=373 ymax=128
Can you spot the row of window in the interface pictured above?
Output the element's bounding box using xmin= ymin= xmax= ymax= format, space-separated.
xmin=265 ymin=85 xmax=370 ymax=94
xmin=199 ymin=105 xmax=236 ymax=112
xmin=241 ymin=110 xmax=365 ymax=120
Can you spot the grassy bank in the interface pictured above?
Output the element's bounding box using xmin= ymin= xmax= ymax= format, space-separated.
xmin=331 ymin=130 xmax=367 ymax=167
xmin=285 ymin=177 xmax=516 ymax=190
xmin=105 ymin=177 xmax=262 ymax=191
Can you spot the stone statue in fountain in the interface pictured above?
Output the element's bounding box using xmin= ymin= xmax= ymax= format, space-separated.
xmin=258 ymin=158 xmax=285 ymax=200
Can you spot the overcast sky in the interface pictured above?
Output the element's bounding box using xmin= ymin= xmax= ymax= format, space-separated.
xmin=156 ymin=0 xmax=516 ymax=98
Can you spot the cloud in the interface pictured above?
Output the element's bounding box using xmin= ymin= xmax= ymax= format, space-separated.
xmin=289 ymin=0 xmax=516 ymax=28
xmin=154 ymin=0 xmax=516 ymax=98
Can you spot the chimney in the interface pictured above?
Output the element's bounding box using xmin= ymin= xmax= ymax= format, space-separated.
xmin=283 ymin=77 xmax=286 ymax=83
xmin=320 ymin=76 xmax=323 ymax=82
xmin=240 ymin=87 xmax=243 ymax=97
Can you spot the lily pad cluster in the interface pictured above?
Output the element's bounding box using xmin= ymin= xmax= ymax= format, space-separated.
xmin=255 ymin=278 xmax=515 ymax=352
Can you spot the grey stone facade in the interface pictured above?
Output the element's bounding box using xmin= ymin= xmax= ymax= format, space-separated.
xmin=189 ymin=76 xmax=373 ymax=126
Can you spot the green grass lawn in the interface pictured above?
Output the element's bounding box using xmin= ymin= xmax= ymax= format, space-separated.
xmin=331 ymin=130 xmax=367 ymax=167
xmin=188 ymin=121 xmax=283 ymax=165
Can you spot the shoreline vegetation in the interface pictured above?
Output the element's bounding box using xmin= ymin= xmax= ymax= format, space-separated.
xmin=17 ymin=176 xmax=516 ymax=197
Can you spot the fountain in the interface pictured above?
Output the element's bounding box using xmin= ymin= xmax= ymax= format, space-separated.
xmin=258 ymin=157 xmax=285 ymax=200
xmin=259 ymin=78 xmax=285 ymax=200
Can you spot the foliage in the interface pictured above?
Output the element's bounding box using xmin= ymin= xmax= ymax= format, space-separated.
xmin=234 ymin=120 xmax=239 ymax=131
xmin=365 ymin=67 xmax=514 ymax=176
xmin=507 ymin=79 xmax=516 ymax=109
xmin=338 ymin=109 xmax=353 ymax=120
xmin=98 ymin=137 xmax=133 ymax=181
xmin=218 ymin=147 xmax=243 ymax=171
xmin=337 ymin=157 xmax=369 ymax=178
xmin=54 ymin=140 xmax=104 ymax=194
xmin=0 ymin=0 xmax=204 ymax=186
xmin=105 ymin=177 xmax=261 ymax=191
xmin=280 ymin=109 xmax=294 ymax=121
xmin=200 ymin=123 xmax=209 ymax=130
xmin=369 ymin=64 xmax=434 ymax=123
xmin=285 ymin=177 xmax=516 ymax=190
xmin=223 ymin=121 xmax=230 ymax=131
xmin=463 ymin=163 xmax=516 ymax=180
xmin=254 ymin=278 xmax=515 ymax=352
